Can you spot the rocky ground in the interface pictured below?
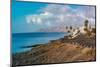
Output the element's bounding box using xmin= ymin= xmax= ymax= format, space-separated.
xmin=12 ymin=34 xmax=96 ymax=66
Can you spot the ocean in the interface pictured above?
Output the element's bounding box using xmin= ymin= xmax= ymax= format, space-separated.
xmin=12 ymin=32 xmax=67 ymax=53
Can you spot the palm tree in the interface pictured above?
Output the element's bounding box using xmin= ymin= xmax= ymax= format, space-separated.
xmin=66 ymin=26 xmax=68 ymax=30
xmin=69 ymin=26 xmax=73 ymax=30
xmin=84 ymin=20 xmax=89 ymax=29
xmin=83 ymin=20 xmax=89 ymax=31
xmin=84 ymin=20 xmax=92 ymax=36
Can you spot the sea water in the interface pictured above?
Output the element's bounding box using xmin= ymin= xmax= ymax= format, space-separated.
xmin=12 ymin=32 xmax=67 ymax=53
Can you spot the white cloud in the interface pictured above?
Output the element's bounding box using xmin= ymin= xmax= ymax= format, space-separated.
xmin=59 ymin=15 xmax=64 ymax=22
xmin=41 ymin=12 xmax=52 ymax=16
xmin=26 ymin=4 xmax=95 ymax=27
xmin=26 ymin=15 xmax=37 ymax=24
xmin=26 ymin=11 xmax=53 ymax=25
xmin=46 ymin=21 xmax=51 ymax=26
xmin=37 ymin=18 xmax=42 ymax=24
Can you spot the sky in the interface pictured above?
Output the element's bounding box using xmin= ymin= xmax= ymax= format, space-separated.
xmin=12 ymin=0 xmax=96 ymax=33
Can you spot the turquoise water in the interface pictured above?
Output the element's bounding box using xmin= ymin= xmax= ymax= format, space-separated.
xmin=12 ymin=32 xmax=67 ymax=53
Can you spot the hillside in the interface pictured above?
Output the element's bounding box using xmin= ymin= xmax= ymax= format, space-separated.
xmin=38 ymin=26 xmax=67 ymax=32
xmin=12 ymin=34 xmax=96 ymax=66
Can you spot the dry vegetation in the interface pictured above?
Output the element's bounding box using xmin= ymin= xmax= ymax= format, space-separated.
xmin=12 ymin=34 xmax=96 ymax=66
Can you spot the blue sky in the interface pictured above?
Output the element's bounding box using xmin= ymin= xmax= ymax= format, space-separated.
xmin=12 ymin=1 xmax=47 ymax=33
xmin=12 ymin=1 xmax=95 ymax=33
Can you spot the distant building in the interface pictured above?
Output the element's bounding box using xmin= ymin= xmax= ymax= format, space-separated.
xmin=67 ymin=19 xmax=95 ymax=39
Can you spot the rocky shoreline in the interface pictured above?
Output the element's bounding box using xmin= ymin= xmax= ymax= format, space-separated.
xmin=12 ymin=34 xmax=96 ymax=66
